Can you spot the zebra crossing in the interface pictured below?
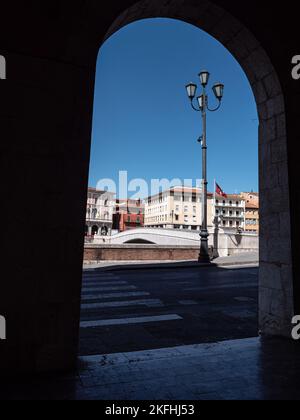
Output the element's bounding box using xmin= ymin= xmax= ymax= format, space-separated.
xmin=80 ymin=270 xmax=183 ymax=329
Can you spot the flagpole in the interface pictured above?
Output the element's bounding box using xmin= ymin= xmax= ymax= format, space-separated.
xmin=213 ymin=179 xmax=219 ymax=259
xmin=214 ymin=179 xmax=216 ymax=217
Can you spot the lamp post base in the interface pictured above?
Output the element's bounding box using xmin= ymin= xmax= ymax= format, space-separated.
xmin=198 ymin=230 xmax=211 ymax=264
xmin=198 ymin=253 xmax=211 ymax=264
xmin=198 ymin=254 xmax=211 ymax=264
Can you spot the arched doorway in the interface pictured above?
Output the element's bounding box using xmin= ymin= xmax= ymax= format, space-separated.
xmin=101 ymin=226 xmax=108 ymax=236
xmin=98 ymin=0 xmax=292 ymax=340
xmin=92 ymin=225 xmax=99 ymax=236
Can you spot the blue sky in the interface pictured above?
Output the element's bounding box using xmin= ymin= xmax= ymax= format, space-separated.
xmin=89 ymin=18 xmax=258 ymax=198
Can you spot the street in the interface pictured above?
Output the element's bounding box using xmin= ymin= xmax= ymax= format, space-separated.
xmin=4 ymin=264 xmax=300 ymax=401
xmin=80 ymin=265 xmax=258 ymax=356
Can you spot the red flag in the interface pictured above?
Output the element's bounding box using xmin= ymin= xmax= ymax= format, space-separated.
xmin=216 ymin=183 xmax=228 ymax=198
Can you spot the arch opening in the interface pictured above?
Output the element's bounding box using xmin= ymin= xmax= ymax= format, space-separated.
xmin=82 ymin=0 xmax=293 ymax=362
xmin=101 ymin=0 xmax=292 ymax=338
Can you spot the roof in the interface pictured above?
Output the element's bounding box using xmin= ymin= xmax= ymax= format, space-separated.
xmin=146 ymin=186 xmax=203 ymax=200
xmin=88 ymin=187 xmax=115 ymax=196
xmin=241 ymin=192 xmax=259 ymax=196
xmin=215 ymin=194 xmax=244 ymax=200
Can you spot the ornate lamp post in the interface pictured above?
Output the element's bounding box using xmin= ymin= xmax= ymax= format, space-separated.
xmin=186 ymin=71 xmax=224 ymax=263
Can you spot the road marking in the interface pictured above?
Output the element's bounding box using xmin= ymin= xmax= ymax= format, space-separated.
xmin=179 ymin=300 xmax=198 ymax=306
xmin=82 ymin=281 xmax=128 ymax=287
xmin=185 ymin=282 xmax=257 ymax=292
xmin=81 ymin=299 xmax=164 ymax=310
xmin=234 ymin=297 xmax=255 ymax=302
xmin=80 ymin=314 xmax=183 ymax=328
xmin=81 ymin=291 xmax=150 ymax=301
xmin=222 ymin=264 xmax=258 ymax=270
xmin=82 ymin=285 xmax=137 ymax=293
xmin=83 ymin=275 xmax=119 ymax=279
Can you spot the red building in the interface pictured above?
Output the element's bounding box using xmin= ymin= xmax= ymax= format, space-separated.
xmin=113 ymin=199 xmax=144 ymax=232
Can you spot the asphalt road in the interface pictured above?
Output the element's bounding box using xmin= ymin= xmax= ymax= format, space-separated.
xmin=79 ymin=265 xmax=258 ymax=356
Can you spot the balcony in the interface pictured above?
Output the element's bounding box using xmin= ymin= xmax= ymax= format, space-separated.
xmin=217 ymin=214 xmax=244 ymax=220
xmin=215 ymin=203 xmax=243 ymax=208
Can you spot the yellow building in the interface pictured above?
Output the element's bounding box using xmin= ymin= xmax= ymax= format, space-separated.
xmin=144 ymin=187 xmax=214 ymax=231
xmin=241 ymin=192 xmax=259 ymax=233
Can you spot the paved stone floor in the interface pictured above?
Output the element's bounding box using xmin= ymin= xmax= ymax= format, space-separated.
xmin=80 ymin=266 xmax=258 ymax=355
xmin=1 ymin=337 xmax=300 ymax=400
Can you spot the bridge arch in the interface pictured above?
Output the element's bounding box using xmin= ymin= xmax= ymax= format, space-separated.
xmin=124 ymin=239 xmax=156 ymax=245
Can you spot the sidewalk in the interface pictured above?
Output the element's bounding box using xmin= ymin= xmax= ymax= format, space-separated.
xmin=83 ymin=252 xmax=259 ymax=272
xmin=2 ymin=336 xmax=300 ymax=400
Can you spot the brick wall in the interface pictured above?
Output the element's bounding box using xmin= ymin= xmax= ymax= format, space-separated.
xmin=84 ymin=245 xmax=200 ymax=262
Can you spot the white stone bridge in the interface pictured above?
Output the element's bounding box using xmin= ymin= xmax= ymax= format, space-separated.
xmin=92 ymin=228 xmax=259 ymax=257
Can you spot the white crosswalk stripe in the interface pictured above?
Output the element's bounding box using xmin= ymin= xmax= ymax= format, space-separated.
xmin=82 ymin=281 xmax=128 ymax=287
xmin=80 ymin=315 xmax=183 ymax=328
xmin=82 ymin=285 xmax=137 ymax=293
xmin=81 ymin=299 xmax=164 ymax=310
xmin=80 ymin=273 xmax=181 ymax=327
xmin=81 ymin=291 xmax=150 ymax=301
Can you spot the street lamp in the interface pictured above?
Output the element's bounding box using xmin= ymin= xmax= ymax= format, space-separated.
xmin=186 ymin=72 xmax=224 ymax=263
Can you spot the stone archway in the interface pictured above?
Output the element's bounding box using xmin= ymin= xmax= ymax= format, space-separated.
xmin=100 ymin=0 xmax=293 ymax=337
xmin=0 ymin=0 xmax=295 ymax=376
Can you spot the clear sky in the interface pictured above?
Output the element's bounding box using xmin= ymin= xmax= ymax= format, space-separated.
xmin=89 ymin=18 xmax=258 ymax=198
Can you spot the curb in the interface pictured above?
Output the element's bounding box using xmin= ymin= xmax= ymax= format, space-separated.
xmin=83 ymin=260 xmax=259 ymax=273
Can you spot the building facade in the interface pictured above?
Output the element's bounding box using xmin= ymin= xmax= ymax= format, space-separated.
xmin=85 ymin=188 xmax=115 ymax=237
xmin=113 ymin=199 xmax=144 ymax=232
xmin=241 ymin=192 xmax=259 ymax=234
xmin=145 ymin=187 xmax=214 ymax=231
xmin=213 ymin=194 xmax=246 ymax=231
